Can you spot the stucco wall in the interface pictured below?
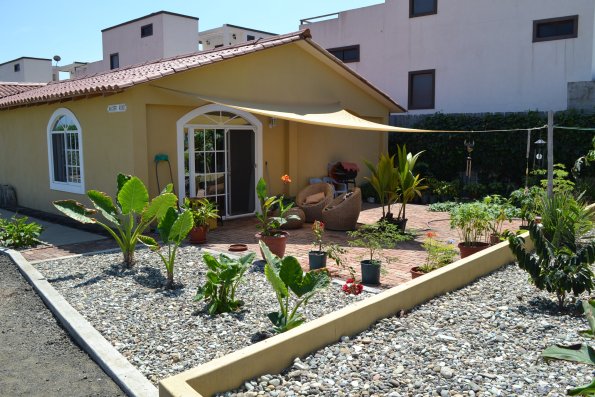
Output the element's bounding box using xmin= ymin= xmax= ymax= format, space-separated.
xmin=0 ymin=93 xmax=136 ymax=213
xmin=305 ymin=0 xmax=595 ymax=114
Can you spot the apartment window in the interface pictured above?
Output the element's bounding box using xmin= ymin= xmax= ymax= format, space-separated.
xmin=533 ymin=15 xmax=578 ymax=42
xmin=408 ymin=70 xmax=435 ymax=110
xmin=110 ymin=53 xmax=119 ymax=70
xmin=410 ymin=0 xmax=437 ymax=18
xmin=141 ymin=23 xmax=153 ymax=38
xmin=13 ymin=63 xmax=20 ymax=72
xmin=47 ymin=108 xmax=84 ymax=194
xmin=327 ymin=45 xmax=360 ymax=63
xmin=247 ymin=34 xmax=255 ymax=41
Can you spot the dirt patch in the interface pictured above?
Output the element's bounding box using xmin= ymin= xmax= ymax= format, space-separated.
xmin=0 ymin=254 xmax=124 ymax=397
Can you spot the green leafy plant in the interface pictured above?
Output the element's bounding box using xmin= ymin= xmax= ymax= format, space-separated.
xmin=141 ymin=207 xmax=193 ymax=289
xmin=573 ymin=136 xmax=595 ymax=177
xmin=194 ymin=251 xmax=256 ymax=314
xmin=53 ymin=174 xmax=177 ymax=266
xmin=483 ymin=195 xmax=520 ymax=237
xmin=0 ymin=215 xmax=42 ymax=248
xmin=449 ymin=202 xmax=491 ymax=246
xmin=364 ymin=153 xmax=398 ymax=219
xmin=509 ymin=186 xmax=543 ymax=226
xmin=532 ymin=164 xmax=575 ymax=194
xmin=184 ymin=198 xmax=218 ymax=227
xmin=428 ymin=201 xmax=461 ymax=213
xmin=393 ymin=144 xmax=427 ymax=226
xmin=508 ymin=201 xmax=595 ymax=309
xmin=418 ymin=231 xmax=458 ymax=273
xmin=542 ymin=300 xmax=595 ymax=395
xmin=255 ymin=177 xmax=297 ymax=237
xmin=260 ymin=241 xmax=330 ymax=333
xmin=347 ymin=221 xmax=410 ymax=264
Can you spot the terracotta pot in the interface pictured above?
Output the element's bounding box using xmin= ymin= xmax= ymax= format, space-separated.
xmin=308 ymin=251 xmax=327 ymax=270
xmin=458 ymin=242 xmax=490 ymax=258
xmin=189 ymin=225 xmax=208 ymax=244
xmin=489 ymin=233 xmax=500 ymax=246
xmin=361 ymin=260 xmax=381 ymax=285
xmin=256 ymin=231 xmax=289 ymax=259
xmin=410 ymin=266 xmax=426 ymax=279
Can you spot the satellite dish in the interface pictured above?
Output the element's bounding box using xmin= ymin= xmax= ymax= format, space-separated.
xmin=53 ymin=55 xmax=61 ymax=62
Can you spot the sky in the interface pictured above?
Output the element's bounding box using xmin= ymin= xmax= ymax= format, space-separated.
xmin=0 ymin=0 xmax=382 ymax=65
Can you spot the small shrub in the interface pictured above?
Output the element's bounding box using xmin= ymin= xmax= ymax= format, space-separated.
xmin=419 ymin=232 xmax=457 ymax=273
xmin=347 ymin=221 xmax=411 ymax=264
xmin=261 ymin=241 xmax=330 ymax=333
xmin=428 ymin=201 xmax=461 ymax=213
xmin=195 ymin=251 xmax=255 ymax=314
xmin=0 ymin=216 xmax=42 ymax=248
xmin=449 ymin=202 xmax=491 ymax=246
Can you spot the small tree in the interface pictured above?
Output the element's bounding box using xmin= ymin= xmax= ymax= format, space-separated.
xmin=53 ymin=174 xmax=177 ymax=267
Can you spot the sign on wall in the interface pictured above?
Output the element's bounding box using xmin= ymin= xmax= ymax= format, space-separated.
xmin=107 ymin=104 xmax=127 ymax=113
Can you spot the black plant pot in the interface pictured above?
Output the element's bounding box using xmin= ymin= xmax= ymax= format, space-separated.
xmin=308 ymin=251 xmax=327 ymax=270
xmin=361 ymin=259 xmax=381 ymax=285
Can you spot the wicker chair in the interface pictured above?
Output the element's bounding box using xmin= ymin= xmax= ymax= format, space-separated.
xmin=321 ymin=188 xmax=362 ymax=231
xmin=296 ymin=182 xmax=334 ymax=223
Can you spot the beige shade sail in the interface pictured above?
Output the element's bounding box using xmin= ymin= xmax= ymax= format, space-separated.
xmin=152 ymin=86 xmax=465 ymax=133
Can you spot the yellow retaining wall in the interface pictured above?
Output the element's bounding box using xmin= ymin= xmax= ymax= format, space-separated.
xmin=160 ymin=236 xmax=532 ymax=397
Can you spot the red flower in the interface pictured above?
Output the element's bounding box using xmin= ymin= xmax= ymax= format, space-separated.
xmin=346 ymin=278 xmax=355 ymax=284
xmin=342 ymin=284 xmax=349 ymax=292
xmin=281 ymin=174 xmax=292 ymax=184
xmin=426 ymin=231 xmax=437 ymax=238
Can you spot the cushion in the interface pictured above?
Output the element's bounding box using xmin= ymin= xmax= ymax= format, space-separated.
xmin=304 ymin=192 xmax=325 ymax=205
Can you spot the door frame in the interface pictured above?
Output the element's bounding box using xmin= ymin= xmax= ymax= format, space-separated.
xmin=176 ymin=104 xmax=263 ymax=217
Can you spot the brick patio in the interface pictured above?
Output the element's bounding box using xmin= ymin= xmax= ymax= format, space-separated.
xmin=22 ymin=203 xmax=520 ymax=289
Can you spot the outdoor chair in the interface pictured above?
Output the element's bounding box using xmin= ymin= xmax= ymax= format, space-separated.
xmin=321 ymin=187 xmax=362 ymax=231
xmin=322 ymin=176 xmax=348 ymax=197
xmin=296 ymin=182 xmax=334 ymax=223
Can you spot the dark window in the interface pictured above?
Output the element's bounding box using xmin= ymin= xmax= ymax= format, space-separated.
xmin=533 ymin=15 xmax=578 ymax=42
xmin=13 ymin=63 xmax=20 ymax=72
xmin=247 ymin=34 xmax=255 ymax=41
xmin=110 ymin=53 xmax=119 ymax=70
xmin=408 ymin=69 xmax=435 ymax=110
xmin=327 ymin=45 xmax=360 ymax=63
xmin=141 ymin=23 xmax=153 ymax=38
xmin=410 ymin=0 xmax=437 ymax=18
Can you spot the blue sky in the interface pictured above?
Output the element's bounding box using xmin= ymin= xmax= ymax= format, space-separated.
xmin=0 ymin=0 xmax=381 ymax=64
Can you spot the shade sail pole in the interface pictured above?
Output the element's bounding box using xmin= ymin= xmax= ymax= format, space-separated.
xmin=547 ymin=111 xmax=554 ymax=197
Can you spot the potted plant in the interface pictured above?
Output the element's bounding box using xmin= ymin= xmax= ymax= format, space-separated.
xmin=509 ymin=186 xmax=542 ymax=228
xmin=308 ymin=220 xmax=346 ymax=270
xmin=255 ymin=176 xmax=298 ymax=258
xmin=449 ymin=202 xmax=491 ymax=258
xmin=483 ymin=195 xmax=520 ymax=245
xmin=392 ymin=145 xmax=427 ymax=232
xmin=411 ymin=232 xmax=458 ymax=278
xmin=347 ymin=221 xmax=409 ymax=285
xmin=184 ymin=198 xmax=219 ymax=244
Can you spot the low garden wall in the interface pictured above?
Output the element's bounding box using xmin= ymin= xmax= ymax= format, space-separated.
xmin=160 ymin=235 xmax=532 ymax=397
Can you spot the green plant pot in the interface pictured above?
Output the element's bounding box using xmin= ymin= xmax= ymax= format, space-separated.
xmin=308 ymin=251 xmax=327 ymax=270
xmin=361 ymin=259 xmax=381 ymax=285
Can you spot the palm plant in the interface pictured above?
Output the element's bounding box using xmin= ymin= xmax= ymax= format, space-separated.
xmin=364 ymin=153 xmax=398 ymax=218
xmin=394 ymin=145 xmax=427 ymax=229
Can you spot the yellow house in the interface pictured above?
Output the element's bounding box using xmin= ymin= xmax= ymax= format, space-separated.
xmin=0 ymin=30 xmax=406 ymax=218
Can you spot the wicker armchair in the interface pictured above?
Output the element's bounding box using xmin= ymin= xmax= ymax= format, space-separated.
xmin=296 ymin=182 xmax=334 ymax=223
xmin=321 ymin=188 xmax=362 ymax=231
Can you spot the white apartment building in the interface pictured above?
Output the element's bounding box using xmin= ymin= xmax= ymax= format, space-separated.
xmin=0 ymin=57 xmax=52 ymax=83
xmin=301 ymin=0 xmax=595 ymax=113
xmin=199 ymin=24 xmax=276 ymax=50
xmin=79 ymin=11 xmax=199 ymax=76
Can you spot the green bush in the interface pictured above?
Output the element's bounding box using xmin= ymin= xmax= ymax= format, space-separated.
xmin=449 ymin=202 xmax=491 ymax=246
xmin=195 ymin=251 xmax=255 ymax=314
xmin=0 ymin=215 xmax=42 ymax=248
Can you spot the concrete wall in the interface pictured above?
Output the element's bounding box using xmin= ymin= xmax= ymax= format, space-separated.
xmin=0 ymin=58 xmax=52 ymax=83
xmin=162 ymin=13 xmax=200 ymax=58
xmin=305 ymin=0 xmax=595 ymax=114
xmin=568 ymin=81 xmax=595 ymax=112
xmin=199 ymin=25 xmax=276 ymax=51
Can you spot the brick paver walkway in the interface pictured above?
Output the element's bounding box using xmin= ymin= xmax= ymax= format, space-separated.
xmin=21 ymin=204 xmax=520 ymax=288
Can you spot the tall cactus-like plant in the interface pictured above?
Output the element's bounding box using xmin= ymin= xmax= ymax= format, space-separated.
xmin=53 ymin=174 xmax=177 ymax=267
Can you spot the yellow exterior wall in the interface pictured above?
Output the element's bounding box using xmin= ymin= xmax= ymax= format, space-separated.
xmin=0 ymin=40 xmax=392 ymax=214
xmin=0 ymin=93 xmax=137 ymax=213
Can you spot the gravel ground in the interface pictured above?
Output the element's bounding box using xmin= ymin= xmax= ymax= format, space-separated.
xmin=221 ymin=264 xmax=595 ymax=397
xmin=33 ymin=246 xmax=368 ymax=386
xmin=0 ymin=254 xmax=123 ymax=397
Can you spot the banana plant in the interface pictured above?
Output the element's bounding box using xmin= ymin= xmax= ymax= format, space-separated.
xmin=141 ymin=207 xmax=193 ymax=289
xmin=543 ymin=300 xmax=595 ymax=395
xmin=260 ymin=241 xmax=330 ymax=333
xmin=53 ymin=174 xmax=177 ymax=267
xmin=194 ymin=251 xmax=256 ymax=314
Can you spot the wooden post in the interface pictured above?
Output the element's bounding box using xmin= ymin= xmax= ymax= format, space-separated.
xmin=547 ymin=111 xmax=554 ymax=197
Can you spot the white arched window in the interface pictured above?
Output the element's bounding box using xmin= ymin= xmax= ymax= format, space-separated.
xmin=47 ymin=108 xmax=85 ymax=194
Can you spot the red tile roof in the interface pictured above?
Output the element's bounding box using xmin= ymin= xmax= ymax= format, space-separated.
xmin=0 ymin=82 xmax=46 ymax=99
xmin=0 ymin=30 xmax=309 ymax=110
